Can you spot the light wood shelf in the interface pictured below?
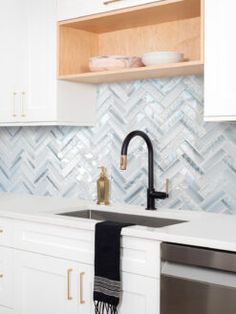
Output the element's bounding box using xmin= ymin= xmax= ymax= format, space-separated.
xmin=58 ymin=0 xmax=204 ymax=83
xmin=59 ymin=61 xmax=203 ymax=84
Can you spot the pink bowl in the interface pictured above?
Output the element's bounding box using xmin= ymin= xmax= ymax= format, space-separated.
xmin=89 ymin=55 xmax=144 ymax=72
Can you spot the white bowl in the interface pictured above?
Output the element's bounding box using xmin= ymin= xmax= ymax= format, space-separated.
xmin=142 ymin=51 xmax=184 ymax=67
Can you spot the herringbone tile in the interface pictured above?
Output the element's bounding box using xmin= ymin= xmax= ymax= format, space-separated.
xmin=0 ymin=76 xmax=236 ymax=213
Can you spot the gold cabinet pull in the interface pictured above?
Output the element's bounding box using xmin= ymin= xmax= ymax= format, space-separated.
xmin=12 ymin=92 xmax=17 ymax=117
xmin=80 ymin=272 xmax=85 ymax=304
xmin=21 ymin=91 xmax=26 ymax=117
xmin=103 ymin=0 xmax=123 ymax=4
xmin=67 ymin=269 xmax=73 ymax=300
xmin=0 ymin=274 xmax=3 ymax=278
xmin=0 ymin=229 xmax=3 ymax=233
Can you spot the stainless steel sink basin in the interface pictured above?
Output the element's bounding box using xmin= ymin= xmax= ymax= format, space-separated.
xmin=57 ymin=210 xmax=186 ymax=228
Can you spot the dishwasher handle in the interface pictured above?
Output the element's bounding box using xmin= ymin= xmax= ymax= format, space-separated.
xmin=161 ymin=262 xmax=236 ymax=288
xmin=161 ymin=243 xmax=236 ymax=273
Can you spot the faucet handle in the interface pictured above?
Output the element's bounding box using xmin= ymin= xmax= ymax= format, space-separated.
xmin=165 ymin=178 xmax=169 ymax=195
xmin=120 ymin=155 xmax=127 ymax=170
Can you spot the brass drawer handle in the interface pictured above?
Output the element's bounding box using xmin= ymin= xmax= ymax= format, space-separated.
xmin=21 ymin=91 xmax=26 ymax=117
xmin=12 ymin=92 xmax=17 ymax=117
xmin=67 ymin=269 xmax=73 ymax=300
xmin=80 ymin=272 xmax=85 ymax=304
xmin=103 ymin=0 xmax=123 ymax=4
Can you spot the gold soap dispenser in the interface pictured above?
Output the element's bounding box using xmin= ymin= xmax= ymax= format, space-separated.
xmin=97 ymin=166 xmax=110 ymax=205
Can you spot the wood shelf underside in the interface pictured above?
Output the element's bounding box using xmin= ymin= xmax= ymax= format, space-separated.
xmin=58 ymin=61 xmax=204 ymax=84
xmin=60 ymin=0 xmax=200 ymax=34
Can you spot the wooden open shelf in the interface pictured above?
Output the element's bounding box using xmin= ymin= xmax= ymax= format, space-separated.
xmin=59 ymin=61 xmax=203 ymax=84
xmin=58 ymin=0 xmax=204 ymax=84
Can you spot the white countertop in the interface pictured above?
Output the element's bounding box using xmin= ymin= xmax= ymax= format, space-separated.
xmin=0 ymin=192 xmax=235 ymax=252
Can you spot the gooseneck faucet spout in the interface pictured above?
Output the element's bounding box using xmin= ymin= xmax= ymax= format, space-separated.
xmin=120 ymin=130 xmax=169 ymax=210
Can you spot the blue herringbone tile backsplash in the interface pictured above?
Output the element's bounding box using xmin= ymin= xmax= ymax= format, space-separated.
xmin=1 ymin=76 xmax=236 ymax=214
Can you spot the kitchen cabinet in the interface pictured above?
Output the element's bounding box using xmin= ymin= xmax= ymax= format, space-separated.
xmin=57 ymin=0 xmax=161 ymax=21
xmin=120 ymin=273 xmax=159 ymax=313
xmin=204 ymin=0 xmax=236 ymax=121
xmin=15 ymin=251 xmax=93 ymax=314
xmin=58 ymin=0 xmax=203 ymax=84
xmin=0 ymin=0 xmax=28 ymax=123
xmin=0 ymin=0 xmax=96 ymax=126
xmin=0 ymin=247 xmax=13 ymax=309
xmin=14 ymin=250 xmax=158 ymax=314
xmin=0 ymin=216 xmax=161 ymax=314
xmin=21 ymin=0 xmax=57 ymax=123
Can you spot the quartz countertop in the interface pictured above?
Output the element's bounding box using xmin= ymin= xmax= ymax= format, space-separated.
xmin=0 ymin=192 xmax=235 ymax=252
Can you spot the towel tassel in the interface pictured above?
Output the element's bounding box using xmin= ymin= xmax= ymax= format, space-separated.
xmin=94 ymin=301 xmax=118 ymax=314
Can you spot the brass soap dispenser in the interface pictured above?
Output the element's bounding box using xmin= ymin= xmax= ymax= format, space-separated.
xmin=97 ymin=166 xmax=110 ymax=205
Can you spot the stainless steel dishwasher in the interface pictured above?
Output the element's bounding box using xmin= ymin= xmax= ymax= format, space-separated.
xmin=161 ymin=243 xmax=236 ymax=314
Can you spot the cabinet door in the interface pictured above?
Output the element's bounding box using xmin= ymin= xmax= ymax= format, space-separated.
xmin=15 ymin=251 xmax=79 ymax=314
xmin=23 ymin=0 xmax=57 ymax=122
xmin=57 ymin=0 xmax=163 ymax=21
xmin=204 ymin=0 xmax=236 ymax=121
xmin=0 ymin=0 xmax=27 ymax=123
xmin=119 ymin=273 xmax=159 ymax=314
xmin=14 ymin=251 xmax=94 ymax=314
xmin=0 ymin=247 xmax=13 ymax=309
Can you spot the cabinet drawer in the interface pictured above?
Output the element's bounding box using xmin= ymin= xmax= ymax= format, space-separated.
xmin=14 ymin=221 xmax=160 ymax=278
xmin=14 ymin=222 xmax=94 ymax=264
xmin=0 ymin=248 xmax=13 ymax=309
xmin=0 ymin=219 xmax=13 ymax=247
xmin=57 ymin=0 xmax=161 ymax=21
xmin=121 ymin=236 xmax=160 ymax=278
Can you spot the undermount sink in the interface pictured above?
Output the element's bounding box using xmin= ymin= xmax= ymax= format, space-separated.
xmin=57 ymin=210 xmax=186 ymax=228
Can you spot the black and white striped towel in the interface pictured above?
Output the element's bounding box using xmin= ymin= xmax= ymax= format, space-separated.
xmin=94 ymin=221 xmax=133 ymax=314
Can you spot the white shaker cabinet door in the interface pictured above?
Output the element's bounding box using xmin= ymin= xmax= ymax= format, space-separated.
xmin=204 ymin=0 xmax=236 ymax=121
xmin=14 ymin=252 xmax=79 ymax=314
xmin=119 ymin=273 xmax=159 ymax=314
xmin=23 ymin=0 xmax=57 ymax=122
xmin=57 ymin=0 xmax=163 ymax=21
xmin=14 ymin=251 xmax=94 ymax=314
xmin=0 ymin=0 xmax=28 ymax=123
xmin=0 ymin=248 xmax=13 ymax=309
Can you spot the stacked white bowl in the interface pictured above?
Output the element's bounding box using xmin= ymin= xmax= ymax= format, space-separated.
xmin=142 ymin=51 xmax=184 ymax=66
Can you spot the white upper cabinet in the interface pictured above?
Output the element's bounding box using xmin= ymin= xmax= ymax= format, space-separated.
xmin=0 ymin=0 xmax=28 ymax=123
xmin=57 ymin=0 xmax=162 ymax=21
xmin=204 ymin=0 xmax=236 ymax=121
xmin=0 ymin=0 xmax=96 ymax=126
xmin=23 ymin=0 xmax=57 ymax=122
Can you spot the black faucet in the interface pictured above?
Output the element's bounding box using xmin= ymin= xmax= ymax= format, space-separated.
xmin=120 ymin=130 xmax=169 ymax=210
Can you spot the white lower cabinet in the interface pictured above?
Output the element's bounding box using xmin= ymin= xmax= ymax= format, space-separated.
xmin=0 ymin=218 xmax=160 ymax=314
xmin=14 ymin=251 xmax=93 ymax=314
xmin=0 ymin=247 xmax=13 ymax=310
xmin=120 ymin=273 xmax=159 ymax=313
xmin=13 ymin=251 xmax=159 ymax=314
